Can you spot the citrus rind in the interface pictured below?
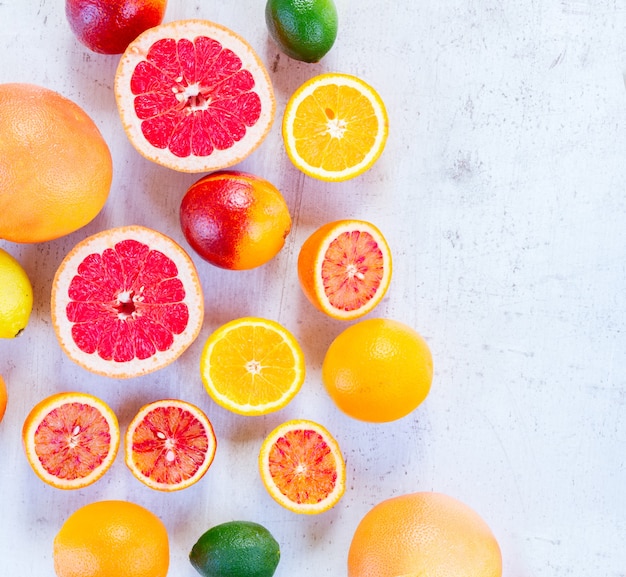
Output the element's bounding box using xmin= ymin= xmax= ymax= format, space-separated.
xmin=258 ymin=419 xmax=346 ymax=514
xmin=282 ymin=73 xmax=388 ymax=181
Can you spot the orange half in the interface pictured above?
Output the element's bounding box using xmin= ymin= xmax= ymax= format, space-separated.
xmin=258 ymin=419 xmax=346 ymax=514
xmin=22 ymin=392 xmax=120 ymax=489
xmin=282 ymin=73 xmax=388 ymax=181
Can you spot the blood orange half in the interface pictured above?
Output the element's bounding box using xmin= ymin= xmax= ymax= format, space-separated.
xmin=22 ymin=392 xmax=120 ymax=490
xmin=258 ymin=419 xmax=346 ymax=514
xmin=297 ymin=219 xmax=392 ymax=320
xmin=125 ymin=399 xmax=217 ymax=491
xmin=51 ymin=226 xmax=204 ymax=379
xmin=114 ymin=19 xmax=275 ymax=173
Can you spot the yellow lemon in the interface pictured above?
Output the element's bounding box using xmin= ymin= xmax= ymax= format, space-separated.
xmin=0 ymin=248 xmax=33 ymax=338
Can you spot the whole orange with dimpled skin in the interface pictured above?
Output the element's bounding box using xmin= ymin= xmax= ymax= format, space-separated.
xmin=180 ymin=171 xmax=292 ymax=270
xmin=0 ymin=83 xmax=112 ymax=243
xmin=348 ymin=492 xmax=502 ymax=577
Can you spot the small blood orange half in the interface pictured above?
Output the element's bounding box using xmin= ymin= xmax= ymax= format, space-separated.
xmin=22 ymin=392 xmax=119 ymax=490
xmin=125 ymin=399 xmax=217 ymax=491
xmin=114 ymin=19 xmax=275 ymax=173
xmin=51 ymin=225 xmax=204 ymax=379
xmin=297 ymin=219 xmax=392 ymax=320
xmin=258 ymin=419 xmax=346 ymax=514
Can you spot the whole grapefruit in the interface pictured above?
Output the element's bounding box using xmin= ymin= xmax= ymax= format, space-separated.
xmin=0 ymin=83 xmax=112 ymax=243
xmin=180 ymin=171 xmax=292 ymax=270
xmin=348 ymin=492 xmax=502 ymax=577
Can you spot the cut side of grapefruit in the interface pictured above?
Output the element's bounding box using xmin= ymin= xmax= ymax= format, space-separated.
xmin=125 ymin=399 xmax=217 ymax=491
xmin=282 ymin=73 xmax=388 ymax=181
xmin=258 ymin=419 xmax=346 ymax=514
xmin=200 ymin=317 xmax=305 ymax=416
xmin=297 ymin=219 xmax=392 ymax=320
xmin=51 ymin=225 xmax=204 ymax=379
xmin=22 ymin=392 xmax=120 ymax=490
xmin=115 ymin=19 xmax=275 ymax=173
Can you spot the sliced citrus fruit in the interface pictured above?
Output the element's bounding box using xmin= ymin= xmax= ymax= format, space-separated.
xmin=125 ymin=399 xmax=217 ymax=491
xmin=115 ymin=19 xmax=275 ymax=173
xmin=51 ymin=225 xmax=204 ymax=379
xmin=200 ymin=317 xmax=305 ymax=416
xmin=297 ymin=219 xmax=392 ymax=320
xmin=258 ymin=419 xmax=346 ymax=514
xmin=282 ymin=72 xmax=388 ymax=181
xmin=22 ymin=392 xmax=119 ymax=489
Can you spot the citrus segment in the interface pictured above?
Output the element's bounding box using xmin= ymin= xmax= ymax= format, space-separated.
xmin=258 ymin=419 xmax=345 ymax=514
xmin=297 ymin=219 xmax=392 ymax=320
xmin=125 ymin=399 xmax=217 ymax=491
xmin=282 ymin=73 xmax=388 ymax=181
xmin=115 ymin=19 xmax=275 ymax=173
xmin=0 ymin=83 xmax=111 ymax=243
xmin=54 ymin=500 xmax=169 ymax=577
xmin=51 ymin=225 xmax=204 ymax=379
xmin=200 ymin=317 xmax=305 ymax=416
xmin=22 ymin=392 xmax=119 ymax=489
xmin=348 ymin=492 xmax=502 ymax=577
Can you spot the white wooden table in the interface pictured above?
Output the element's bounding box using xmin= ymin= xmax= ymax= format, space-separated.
xmin=1 ymin=1 xmax=625 ymax=575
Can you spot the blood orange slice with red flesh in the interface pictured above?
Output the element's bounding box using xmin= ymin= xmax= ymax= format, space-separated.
xmin=22 ymin=392 xmax=120 ymax=490
xmin=297 ymin=219 xmax=392 ymax=320
xmin=125 ymin=399 xmax=217 ymax=491
xmin=114 ymin=19 xmax=275 ymax=173
xmin=51 ymin=226 xmax=204 ymax=379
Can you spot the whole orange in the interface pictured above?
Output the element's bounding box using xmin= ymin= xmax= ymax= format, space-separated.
xmin=0 ymin=83 xmax=112 ymax=243
xmin=322 ymin=318 xmax=433 ymax=422
xmin=66 ymin=0 xmax=167 ymax=54
xmin=0 ymin=375 xmax=7 ymax=423
xmin=348 ymin=492 xmax=502 ymax=577
xmin=180 ymin=171 xmax=292 ymax=270
xmin=54 ymin=500 xmax=169 ymax=577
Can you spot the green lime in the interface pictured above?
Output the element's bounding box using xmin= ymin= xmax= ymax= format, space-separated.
xmin=189 ymin=520 xmax=281 ymax=577
xmin=265 ymin=0 xmax=338 ymax=63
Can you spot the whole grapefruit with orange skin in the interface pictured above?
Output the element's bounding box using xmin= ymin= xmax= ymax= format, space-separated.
xmin=0 ymin=83 xmax=112 ymax=243
xmin=348 ymin=492 xmax=502 ymax=577
xmin=180 ymin=171 xmax=292 ymax=270
xmin=66 ymin=0 xmax=168 ymax=54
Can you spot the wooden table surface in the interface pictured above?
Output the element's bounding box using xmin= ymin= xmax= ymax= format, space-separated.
xmin=1 ymin=1 xmax=625 ymax=575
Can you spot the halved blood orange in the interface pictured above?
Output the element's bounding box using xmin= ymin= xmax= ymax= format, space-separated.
xmin=297 ymin=219 xmax=392 ymax=320
xmin=114 ymin=19 xmax=275 ymax=173
xmin=51 ymin=225 xmax=204 ymax=379
xmin=125 ymin=399 xmax=217 ymax=491
xmin=22 ymin=392 xmax=120 ymax=489
xmin=258 ymin=419 xmax=346 ymax=514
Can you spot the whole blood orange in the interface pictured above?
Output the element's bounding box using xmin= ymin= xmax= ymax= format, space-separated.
xmin=115 ymin=20 xmax=275 ymax=173
xmin=125 ymin=399 xmax=217 ymax=491
xmin=66 ymin=0 xmax=167 ymax=54
xmin=54 ymin=500 xmax=169 ymax=577
xmin=180 ymin=171 xmax=292 ymax=270
xmin=0 ymin=83 xmax=112 ymax=243
xmin=22 ymin=392 xmax=119 ymax=489
xmin=348 ymin=492 xmax=502 ymax=577
xmin=322 ymin=318 xmax=433 ymax=422
xmin=297 ymin=219 xmax=392 ymax=320
xmin=50 ymin=225 xmax=204 ymax=379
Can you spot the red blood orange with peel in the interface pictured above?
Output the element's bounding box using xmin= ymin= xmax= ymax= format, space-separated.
xmin=22 ymin=392 xmax=119 ymax=490
xmin=180 ymin=171 xmax=292 ymax=270
xmin=125 ymin=399 xmax=217 ymax=491
xmin=297 ymin=219 xmax=392 ymax=320
xmin=258 ymin=419 xmax=346 ymax=514
xmin=51 ymin=225 xmax=204 ymax=379
xmin=114 ymin=19 xmax=275 ymax=173
xmin=66 ymin=0 xmax=168 ymax=55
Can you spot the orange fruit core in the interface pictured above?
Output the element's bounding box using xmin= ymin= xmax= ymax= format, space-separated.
xmin=268 ymin=428 xmax=338 ymax=505
xmin=322 ymin=230 xmax=385 ymax=312
xmin=131 ymin=36 xmax=262 ymax=158
xmin=34 ymin=402 xmax=112 ymax=481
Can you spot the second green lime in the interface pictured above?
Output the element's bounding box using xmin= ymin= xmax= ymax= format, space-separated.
xmin=265 ymin=0 xmax=338 ymax=63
